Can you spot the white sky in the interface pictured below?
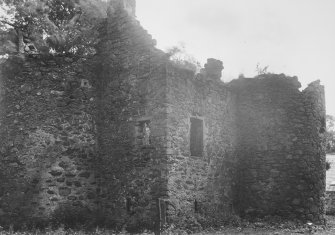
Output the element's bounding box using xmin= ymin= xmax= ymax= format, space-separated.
xmin=136 ymin=0 xmax=335 ymax=116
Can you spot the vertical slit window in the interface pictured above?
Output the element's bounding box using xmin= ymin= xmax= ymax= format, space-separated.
xmin=190 ymin=117 xmax=203 ymax=156
xmin=194 ymin=199 xmax=198 ymax=213
xmin=126 ymin=198 xmax=131 ymax=213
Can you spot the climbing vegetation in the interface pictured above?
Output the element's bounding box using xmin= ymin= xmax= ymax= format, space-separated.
xmin=326 ymin=114 xmax=335 ymax=154
xmin=166 ymin=43 xmax=201 ymax=73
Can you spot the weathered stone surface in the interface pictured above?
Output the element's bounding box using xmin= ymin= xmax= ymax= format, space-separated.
xmin=65 ymin=172 xmax=76 ymax=178
xmin=73 ymin=181 xmax=82 ymax=187
xmin=230 ymin=75 xmax=325 ymax=222
xmin=59 ymin=187 xmax=71 ymax=197
xmin=47 ymin=190 xmax=55 ymax=195
xmin=49 ymin=167 xmax=63 ymax=176
xmin=78 ymin=171 xmax=90 ymax=178
xmin=56 ymin=177 xmax=65 ymax=182
xmin=58 ymin=161 xmax=69 ymax=169
xmin=165 ymin=63 xmax=238 ymax=223
xmin=87 ymin=192 xmax=96 ymax=199
xmin=68 ymin=196 xmax=77 ymax=200
xmin=0 ymin=0 xmax=326 ymax=230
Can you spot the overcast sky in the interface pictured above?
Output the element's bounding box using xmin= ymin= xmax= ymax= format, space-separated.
xmin=137 ymin=0 xmax=335 ymax=116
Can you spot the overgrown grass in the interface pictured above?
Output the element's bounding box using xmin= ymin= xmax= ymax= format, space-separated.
xmin=0 ymin=226 xmax=154 ymax=235
xmin=1 ymin=215 xmax=334 ymax=235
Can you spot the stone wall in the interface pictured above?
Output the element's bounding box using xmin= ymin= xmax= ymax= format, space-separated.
xmin=0 ymin=0 xmax=327 ymax=229
xmin=230 ymin=75 xmax=326 ymax=222
xmin=165 ymin=64 xmax=238 ymax=223
xmin=0 ymin=55 xmax=97 ymax=226
xmin=93 ymin=5 xmax=168 ymax=231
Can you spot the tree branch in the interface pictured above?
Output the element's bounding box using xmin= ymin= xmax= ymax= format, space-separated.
xmin=0 ymin=19 xmax=16 ymax=28
xmin=43 ymin=14 xmax=59 ymax=32
xmin=65 ymin=12 xmax=82 ymax=29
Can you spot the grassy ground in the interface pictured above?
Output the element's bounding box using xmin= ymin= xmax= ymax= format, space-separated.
xmin=0 ymin=216 xmax=335 ymax=235
xmin=191 ymin=215 xmax=335 ymax=235
xmin=2 ymin=216 xmax=335 ymax=234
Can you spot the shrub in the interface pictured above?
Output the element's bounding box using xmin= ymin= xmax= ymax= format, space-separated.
xmin=166 ymin=44 xmax=201 ymax=73
xmin=326 ymin=160 xmax=331 ymax=171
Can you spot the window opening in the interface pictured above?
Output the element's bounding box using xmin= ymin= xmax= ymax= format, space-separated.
xmin=126 ymin=197 xmax=132 ymax=213
xmin=136 ymin=120 xmax=151 ymax=146
xmin=190 ymin=117 xmax=203 ymax=156
xmin=194 ymin=199 xmax=198 ymax=213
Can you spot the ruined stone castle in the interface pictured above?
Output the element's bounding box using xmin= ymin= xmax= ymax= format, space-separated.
xmin=0 ymin=0 xmax=326 ymax=230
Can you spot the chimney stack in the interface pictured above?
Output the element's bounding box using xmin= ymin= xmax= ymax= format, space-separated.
xmin=109 ymin=0 xmax=136 ymax=17
xmin=204 ymin=58 xmax=224 ymax=80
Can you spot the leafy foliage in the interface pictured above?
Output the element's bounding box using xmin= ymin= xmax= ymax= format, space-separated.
xmin=166 ymin=43 xmax=201 ymax=73
xmin=326 ymin=114 xmax=335 ymax=154
xmin=326 ymin=160 xmax=331 ymax=171
xmin=0 ymin=0 xmax=108 ymax=57
xmin=256 ymin=62 xmax=269 ymax=75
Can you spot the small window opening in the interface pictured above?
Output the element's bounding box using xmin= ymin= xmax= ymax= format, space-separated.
xmin=194 ymin=199 xmax=198 ymax=213
xmin=190 ymin=117 xmax=203 ymax=156
xmin=126 ymin=197 xmax=132 ymax=213
xmin=136 ymin=120 xmax=151 ymax=146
